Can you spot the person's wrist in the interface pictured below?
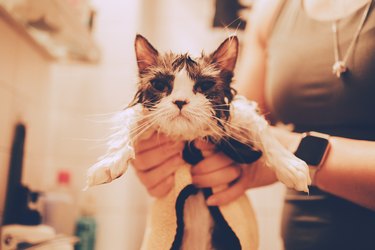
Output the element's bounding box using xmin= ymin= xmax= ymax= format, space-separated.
xmin=294 ymin=131 xmax=331 ymax=186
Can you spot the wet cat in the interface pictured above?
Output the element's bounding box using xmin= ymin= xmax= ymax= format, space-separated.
xmin=87 ymin=35 xmax=310 ymax=250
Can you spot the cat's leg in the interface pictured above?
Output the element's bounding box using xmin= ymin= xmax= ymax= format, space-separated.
xmin=229 ymin=96 xmax=310 ymax=192
xmin=255 ymin=127 xmax=311 ymax=192
xmin=86 ymin=105 xmax=147 ymax=188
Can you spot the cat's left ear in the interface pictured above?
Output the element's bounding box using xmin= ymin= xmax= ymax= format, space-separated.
xmin=211 ymin=36 xmax=239 ymax=72
xmin=135 ymin=34 xmax=159 ymax=73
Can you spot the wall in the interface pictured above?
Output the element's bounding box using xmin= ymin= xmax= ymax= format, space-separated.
xmin=47 ymin=0 xmax=149 ymax=249
xmin=0 ymin=15 xmax=53 ymax=223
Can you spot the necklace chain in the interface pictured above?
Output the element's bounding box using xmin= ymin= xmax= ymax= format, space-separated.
xmin=332 ymin=0 xmax=372 ymax=78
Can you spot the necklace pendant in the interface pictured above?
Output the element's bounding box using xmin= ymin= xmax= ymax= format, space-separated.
xmin=332 ymin=61 xmax=347 ymax=78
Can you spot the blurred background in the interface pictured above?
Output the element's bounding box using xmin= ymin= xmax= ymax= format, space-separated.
xmin=0 ymin=0 xmax=285 ymax=249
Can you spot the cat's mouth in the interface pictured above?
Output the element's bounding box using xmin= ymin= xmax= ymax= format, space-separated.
xmin=170 ymin=113 xmax=191 ymax=122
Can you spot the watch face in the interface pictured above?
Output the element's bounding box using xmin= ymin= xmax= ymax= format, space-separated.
xmin=294 ymin=135 xmax=330 ymax=166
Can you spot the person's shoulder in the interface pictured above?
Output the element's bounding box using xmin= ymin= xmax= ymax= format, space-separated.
xmin=250 ymin=0 xmax=286 ymax=45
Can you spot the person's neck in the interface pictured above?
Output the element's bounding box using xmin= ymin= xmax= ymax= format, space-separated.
xmin=303 ymin=0 xmax=371 ymax=21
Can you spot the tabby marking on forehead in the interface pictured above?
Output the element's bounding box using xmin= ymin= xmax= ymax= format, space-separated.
xmin=142 ymin=53 xmax=221 ymax=81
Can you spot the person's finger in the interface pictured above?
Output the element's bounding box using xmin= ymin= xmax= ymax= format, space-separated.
xmin=194 ymin=139 xmax=216 ymax=151
xmin=132 ymin=141 xmax=184 ymax=171
xmin=206 ymin=175 xmax=247 ymax=206
xmin=192 ymin=164 xmax=241 ymax=188
xmin=148 ymin=175 xmax=174 ymax=198
xmin=192 ymin=152 xmax=234 ymax=174
xmin=134 ymin=132 xmax=171 ymax=153
xmin=136 ymin=154 xmax=184 ymax=189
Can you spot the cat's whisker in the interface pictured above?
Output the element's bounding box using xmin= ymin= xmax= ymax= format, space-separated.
xmin=132 ymin=121 xmax=159 ymax=142
xmin=84 ymin=111 xmax=123 ymax=118
xmin=129 ymin=113 xmax=162 ymax=135
xmin=126 ymin=115 xmax=158 ymax=136
xmin=138 ymin=110 xmax=162 ymax=119
xmin=83 ymin=118 xmax=115 ymax=124
xmin=222 ymin=16 xmax=242 ymax=37
xmin=130 ymin=107 xmax=174 ymax=135
xmin=192 ymin=110 xmax=257 ymax=146
xmin=209 ymin=103 xmax=230 ymax=107
xmin=69 ymin=137 xmax=112 ymax=142
xmin=129 ymin=117 xmax=161 ymax=141
xmin=183 ymin=110 xmax=224 ymax=138
xmin=128 ymin=121 xmax=152 ymax=136
xmin=212 ymin=108 xmax=231 ymax=112
xmin=82 ymin=112 xmax=132 ymax=125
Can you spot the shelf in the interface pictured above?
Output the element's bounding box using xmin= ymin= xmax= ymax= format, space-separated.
xmin=0 ymin=0 xmax=100 ymax=63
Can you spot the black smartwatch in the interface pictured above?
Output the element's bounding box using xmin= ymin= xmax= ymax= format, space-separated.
xmin=294 ymin=131 xmax=331 ymax=185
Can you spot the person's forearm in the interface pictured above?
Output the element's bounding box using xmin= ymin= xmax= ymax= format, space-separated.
xmin=271 ymin=126 xmax=375 ymax=211
xmin=316 ymin=136 xmax=375 ymax=211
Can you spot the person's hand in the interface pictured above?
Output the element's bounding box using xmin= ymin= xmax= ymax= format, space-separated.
xmin=192 ymin=140 xmax=277 ymax=206
xmin=132 ymin=133 xmax=185 ymax=197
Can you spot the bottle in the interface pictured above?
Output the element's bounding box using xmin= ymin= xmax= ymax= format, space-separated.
xmin=43 ymin=170 xmax=77 ymax=235
xmin=74 ymin=194 xmax=96 ymax=250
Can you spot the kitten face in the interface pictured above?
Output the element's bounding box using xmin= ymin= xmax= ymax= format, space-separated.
xmin=133 ymin=35 xmax=238 ymax=141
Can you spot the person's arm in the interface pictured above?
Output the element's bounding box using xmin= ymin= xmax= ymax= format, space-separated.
xmin=194 ymin=0 xmax=375 ymax=211
xmin=318 ymin=137 xmax=375 ymax=211
xmin=235 ymin=0 xmax=284 ymax=112
xmin=272 ymin=127 xmax=375 ymax=211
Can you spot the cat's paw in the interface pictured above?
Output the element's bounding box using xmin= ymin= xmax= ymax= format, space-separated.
xmin=273 ymin=157 xmax=311 ymax=192
xmin=85 ymin=144 xmax=134 ymax=189
xmin=85 ymin=165 xmax=116 ymax=189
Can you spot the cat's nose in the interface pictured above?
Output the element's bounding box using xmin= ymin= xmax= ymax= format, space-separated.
xmin=173 ymin=99 xmax=189 ymax=110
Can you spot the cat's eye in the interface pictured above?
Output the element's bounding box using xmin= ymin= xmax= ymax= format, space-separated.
xmin=197 ymin=80 xmax=215 ymax=92
xmin=150 ymin=79 xmax=169 ymax=92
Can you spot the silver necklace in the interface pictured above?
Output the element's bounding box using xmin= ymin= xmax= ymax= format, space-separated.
xmin=332 ymin=0 xmax=372 ymax=78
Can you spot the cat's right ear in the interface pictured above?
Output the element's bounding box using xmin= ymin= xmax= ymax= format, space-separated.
xmin=135 ymin=34 xmax=159 ymax=73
